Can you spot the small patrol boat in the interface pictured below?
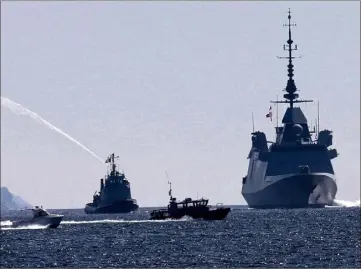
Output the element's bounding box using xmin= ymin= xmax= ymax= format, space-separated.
xmin=150 ymin=182 xmax=231 ymax=221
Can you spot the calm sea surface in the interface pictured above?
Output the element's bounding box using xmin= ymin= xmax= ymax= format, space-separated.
xmin=1 ymin=206 xmax=360 ymax=268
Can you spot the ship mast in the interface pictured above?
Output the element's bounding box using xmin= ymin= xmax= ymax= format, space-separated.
xmin=105 ymin=153 xmax=119 ymax=175
xmin=165 ymin=169 xmax=173 ymax=200
xmin=284 ymin=8 xmax=298 ymax=108
xmin=168 ymin=181 xmax=173 ymax=200
xmin=272 ymin=9 xmax=313 ymax=107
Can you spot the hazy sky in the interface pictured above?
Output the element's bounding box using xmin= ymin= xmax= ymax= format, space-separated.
xmin=1 ymin=1 xmax=359 ymax=209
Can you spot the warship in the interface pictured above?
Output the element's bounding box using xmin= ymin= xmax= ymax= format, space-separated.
xmin=150 ymin=182 xmax=230 ymax=220
xmin=241 ymin=10 xmax=338 ymax=208
xmin=84 ymin=153 xmax=139 ymax=214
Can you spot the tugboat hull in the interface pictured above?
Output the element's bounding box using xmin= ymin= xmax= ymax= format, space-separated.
xmin=242 ymin=173 xmax=337 ymax=209
xmin=84 ymin=200 xmax=139 ymax=214
xmin=85 ymin=153 xmax=139 ymax=215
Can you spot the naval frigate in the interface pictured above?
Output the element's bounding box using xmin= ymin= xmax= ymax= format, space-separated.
xmin=241 ymin=10 xmax=338 ymax=208
xmin=84 ymin=153 xmax=139 ymax=214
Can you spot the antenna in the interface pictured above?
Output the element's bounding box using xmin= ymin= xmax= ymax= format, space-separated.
xmin=271 ymin=9 xmax=313 ymax=108
xmin=317 ymin=100 xmax=320 ymax=135
xmin=313 ymin=118 xmax=317 ymax=138
xmin=168 ymin=181 xmax=172 ymax=200
xmin=276 ymin=95 xmax=279 ymax=127
xmin=165 ymin=169 xmax=172 ymax=200
xmin=277 ymin=9 xmax=299 ymax=108
xmin=252 ymin=112 xmax=255 ymax=132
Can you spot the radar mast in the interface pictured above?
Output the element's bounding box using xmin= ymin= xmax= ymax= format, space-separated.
xmin=273 ymin=9 xmax=313 ymax=107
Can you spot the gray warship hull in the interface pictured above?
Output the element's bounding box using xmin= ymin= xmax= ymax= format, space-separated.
xmin=242 ymin=173 xmax=337 ymax=208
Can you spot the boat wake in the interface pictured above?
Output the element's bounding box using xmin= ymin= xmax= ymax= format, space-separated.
xmin=62 ymin=217 xmax=192 ymax=225
xmin=1 ymin=221 xmax=50 ymax=230
xmin=332 ymin=199 xmax=360 ymax=207
xmin=0 ymin=216 xmax=191 ymax=229
xmin=0 ymin=220 xmax=12 ymax=226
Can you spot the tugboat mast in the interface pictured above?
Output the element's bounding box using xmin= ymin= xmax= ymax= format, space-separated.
xmin=105 ymin=153 xmax=120 ymax=175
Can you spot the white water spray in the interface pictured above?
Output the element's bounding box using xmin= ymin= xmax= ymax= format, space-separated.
xmin=61 ymin=218 xmax=190 ymax=225
xmin=0 ymin=218 xmax=190 ymax=230
xmin=333 ymin=199 xmax=360 ymax=207
xmin=1 ymin=96 xmax=105 ymax=164
xmin=0 ymin=220 xmax=50 ymax=230
xmin=0 ymin=220 xmax=12 ymax=226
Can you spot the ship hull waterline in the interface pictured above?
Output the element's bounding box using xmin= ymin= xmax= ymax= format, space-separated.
xmin=242 ymin=173 xmax=337 ymax=209
xmin=84 ymin=200 xmax=139 ymax=214
xmin=150 ymin=207 xmax=231 ymax=221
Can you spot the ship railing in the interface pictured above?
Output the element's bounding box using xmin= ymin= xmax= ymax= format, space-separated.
xmin=150 ymin=208 xmax=168 ymax=215
xmin=215 ymin=203 xmax=224 ymax=208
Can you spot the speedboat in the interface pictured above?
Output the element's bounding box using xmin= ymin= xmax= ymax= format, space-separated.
xmin=11 ymin=206 xmax=64 ymax=228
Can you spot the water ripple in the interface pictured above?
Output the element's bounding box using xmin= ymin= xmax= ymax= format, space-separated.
xmin=1 ymin=207 xmax=360 ymax=267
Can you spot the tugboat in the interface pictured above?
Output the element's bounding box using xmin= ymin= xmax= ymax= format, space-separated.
xmin=84 ymin=153 xmax=139 ymax=214
xmin=241 ymin=10 xmax=338 ymax=209
xmin=150 ymin=182 xmax=230 ymax=220
xmin=11 ymin=206 xmax=63 ymax=229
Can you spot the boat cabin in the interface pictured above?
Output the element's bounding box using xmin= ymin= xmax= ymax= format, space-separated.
xmin=166 ymin=181 xmax=209 ymax=210
xmin=31 ymin=206 xmax=50 ymax=218
xmin=168 ymin=197 xmax=209 ymax=210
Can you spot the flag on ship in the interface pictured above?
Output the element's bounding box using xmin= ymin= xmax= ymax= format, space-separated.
xmin=266 ymin=106 xmax=272 ymax=121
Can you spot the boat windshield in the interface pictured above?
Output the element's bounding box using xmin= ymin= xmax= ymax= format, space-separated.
xmin=32 ymin=208 xmax=50 ymax=218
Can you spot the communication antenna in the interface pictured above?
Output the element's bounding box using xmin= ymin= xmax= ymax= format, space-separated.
xmin=317 ymin=100 xmax=320 ymax=135
xmin=276 ymin=94 xmax=279 ymax=127
xmin=165 ymin=169 xmax=172 ymax=200
xmin=252 ymin=112 xmax=255 ymax=132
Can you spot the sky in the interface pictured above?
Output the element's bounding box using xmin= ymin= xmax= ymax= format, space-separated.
xmin=1 ymin=1 xmax=360 ymax=209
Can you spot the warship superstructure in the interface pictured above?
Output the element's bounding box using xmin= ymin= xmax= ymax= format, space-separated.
xmin=85 ymin=153 xmax=139 ymax=214
xmin=241 ymin=10 xmax=338 ymax=208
